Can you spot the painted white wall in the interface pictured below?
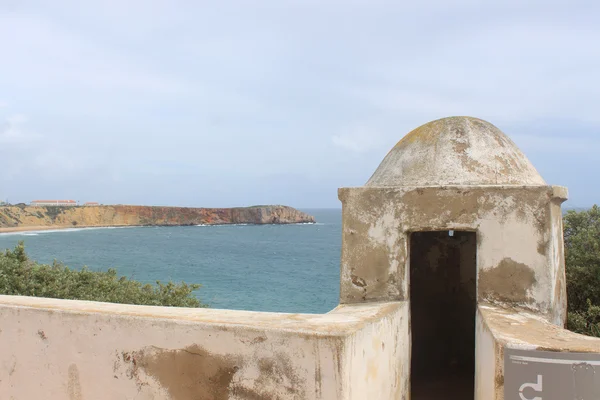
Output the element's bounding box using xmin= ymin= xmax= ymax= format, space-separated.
xmin=344 ymin=301 xmax=408 ymax=399
xmin=0 ymin=295 xmax=404 ymax=400
xmin=475 ymin=307 xmax=500 ymax=400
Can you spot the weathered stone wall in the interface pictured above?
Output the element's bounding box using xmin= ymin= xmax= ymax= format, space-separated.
xmin=475 ymin=307 xmax=502 ymax=400
xmin=342 ymin=301 xmax=408 ymax=399
xmin=365 ymin=117 xmax=547 ymax=188
xmin=338 ymin=185 xmax=567 ymax=323
xmin=0 ymin=296 xmax=403 ymax=400
xmin=477 ymin=304 xmax=600 ymax=400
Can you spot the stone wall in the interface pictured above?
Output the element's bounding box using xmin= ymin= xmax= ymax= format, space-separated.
xmin=338 ymin=185 xmax=567 ymax=324
xmin=0 ymin=296 xmax=403 ymax=400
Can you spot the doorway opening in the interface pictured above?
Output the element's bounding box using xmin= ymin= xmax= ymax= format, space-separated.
xmin=410 ymin=231 xmax=477 ymax=400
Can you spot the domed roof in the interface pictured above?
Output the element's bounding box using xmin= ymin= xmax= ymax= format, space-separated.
xmin=366 ymin=116 xmax=546 ymax=187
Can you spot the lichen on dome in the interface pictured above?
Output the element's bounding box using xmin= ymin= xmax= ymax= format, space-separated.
xmin=366 ymin=116 xmax=546 ymax=187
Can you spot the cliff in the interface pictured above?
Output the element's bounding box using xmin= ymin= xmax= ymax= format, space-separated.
xmin=0 ymin=205 xmax=315 ymax=230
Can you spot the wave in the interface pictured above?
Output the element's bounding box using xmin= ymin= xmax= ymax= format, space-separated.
xmin=0 ymin=231 xmax=48 ymax=236
xmin=1 ymin=223 xmax=325 ymax=236
xmin=195 ymin=222 xmax=324 ymax=227
xmin=195 ymin=223 xmax=250 ymax=227
xmin=41 ymin=226 xmax=134 ymax=234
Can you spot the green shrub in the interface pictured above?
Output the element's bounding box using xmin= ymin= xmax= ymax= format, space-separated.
xmin=568 ymin=300 xmax=600 ymax=337
xmin=0 ymin=242 xmax=206 ymax=308
xmin=565 ymin=205 xmax=600 ymax=336
xmin=44 ymin=206 xmax=68 ymax=221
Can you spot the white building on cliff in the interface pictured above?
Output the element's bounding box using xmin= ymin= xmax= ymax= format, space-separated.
xmin=30 ymin=199 xmax=77 ymax=206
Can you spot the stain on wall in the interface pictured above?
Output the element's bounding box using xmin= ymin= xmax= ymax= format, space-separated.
xmin=479 ymin=258 xmax=536 ymax=304
xmin=118 ymin=344 xmax=308 ymax=400
xmin=121 ymin=345 xmax=239 ymax=400
xmin=230 ymin=355 xmax=305 ymax=399
xmin=67 ymin=364 xmax=83 ymax=400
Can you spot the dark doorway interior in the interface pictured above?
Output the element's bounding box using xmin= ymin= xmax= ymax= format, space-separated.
xmin=410 ymin=231 xmax=477 ymax=400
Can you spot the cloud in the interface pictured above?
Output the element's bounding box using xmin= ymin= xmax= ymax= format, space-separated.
xmin=343 ymin=18 xmax=600 ymax=125
xmin=331 ymin=127 xmax=384 ymax=153
xmin=0 ymin=1 xmax=599 ymax=206
xmin=0 ymin=13 xmax=186 ymax=94
xmin=512 ymin=134 xmax=600 ymax=155
xmin=0 ymin=114 xmax=38 ymax=145
xmin=0 ymin=114 xmax=104 ymax=184
xmin=0 ymin=114 xmax=38 ymax=180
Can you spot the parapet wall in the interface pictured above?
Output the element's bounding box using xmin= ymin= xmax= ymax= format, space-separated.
xmin=4 ymin=294 xmax=600 ymax=399
xmin=0 ymin=296 xmax=404 ymax=400
xmin=476 ymin=303 xmax=600 ymax=399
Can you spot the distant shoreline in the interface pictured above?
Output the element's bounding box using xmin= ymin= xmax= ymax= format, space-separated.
xmin=0 ymin=221 xmax=319 ymax=234
xmin=0 ymin=225 xmax=133 ymax=234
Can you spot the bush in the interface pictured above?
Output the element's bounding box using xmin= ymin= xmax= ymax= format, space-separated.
xmin=0 ymin=242 xmax=206 ymax=308
xmin=565 ymin=205 xmax=600 ymax=336
xmin=567 ymin=300 xmax=600 ymax=337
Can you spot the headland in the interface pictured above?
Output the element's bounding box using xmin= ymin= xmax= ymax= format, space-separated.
xmin=0 ymin=204 xmax=315 ymax=233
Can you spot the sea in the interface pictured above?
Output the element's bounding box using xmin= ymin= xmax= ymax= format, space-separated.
xmin=0 ymin=209 xmax=342 ymax=314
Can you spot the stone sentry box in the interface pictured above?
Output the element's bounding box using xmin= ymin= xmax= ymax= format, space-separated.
xmin=2 ymin=116 xmax=600 ymax=400
xmin=338 ymin=116 xmax=588 ymax=399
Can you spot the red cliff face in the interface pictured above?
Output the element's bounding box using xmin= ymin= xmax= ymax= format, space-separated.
xmin=0 ymin=205 xmax=316 ymax=229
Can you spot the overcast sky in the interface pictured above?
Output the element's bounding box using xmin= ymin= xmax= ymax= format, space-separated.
xmin=1 ymin=1 xmax=598 ymax=208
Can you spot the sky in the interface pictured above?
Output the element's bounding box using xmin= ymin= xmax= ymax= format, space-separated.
xmin=1 ymin=0 xmax=599 ymax=208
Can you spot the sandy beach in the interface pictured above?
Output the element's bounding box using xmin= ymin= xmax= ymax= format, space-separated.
xmin=0 ymin=225 xmax=129 ymax=234
xmin=0 ymin=225 xmax=72 ymax=234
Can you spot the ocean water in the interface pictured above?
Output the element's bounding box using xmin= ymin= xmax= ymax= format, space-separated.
xmin=0 ymin=209 xmax=342 ymax=314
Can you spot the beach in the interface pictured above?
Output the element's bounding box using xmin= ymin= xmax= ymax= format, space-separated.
xmin=0 ymin=225 xmax=132 ymax=234
xmin=0 ymin=225 xmax=76 ymax=234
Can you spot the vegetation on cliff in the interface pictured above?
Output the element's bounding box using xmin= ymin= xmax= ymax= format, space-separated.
xmin=565 ymin=205 xmax=600 ymax=337
xmin=0 ymin=242 xmax=205 ymax=307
